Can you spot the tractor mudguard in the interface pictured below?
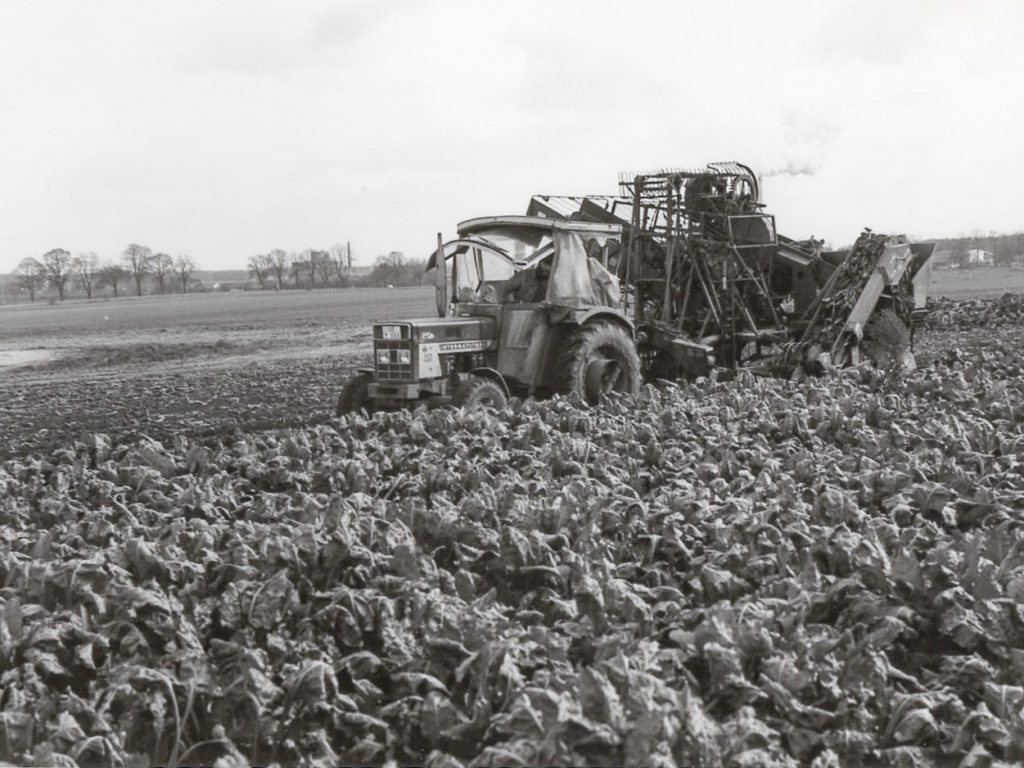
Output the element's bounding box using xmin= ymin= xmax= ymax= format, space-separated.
xmin=550 ymin=306 xmax=634 ymax=334
xmin=466 ymin=367 xmax=510 ymax=397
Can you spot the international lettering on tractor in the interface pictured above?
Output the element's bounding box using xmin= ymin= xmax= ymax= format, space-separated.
xmin=337 ymin=162 xmax=935 ymax=414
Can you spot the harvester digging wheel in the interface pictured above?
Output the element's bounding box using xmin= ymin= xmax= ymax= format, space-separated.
xmin=336 ymin=372 xmax=372 ymax=416
xmin=558 ymin=321 xmax=641 ymax=405
xmin=864 ymin=308 xmax=914 ymax=371
xmin=453 ymin=376 xmax=508 ymax=410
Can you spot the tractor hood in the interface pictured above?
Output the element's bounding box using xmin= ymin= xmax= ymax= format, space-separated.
xmin=375 ymin=316 xmax=497 ymax=350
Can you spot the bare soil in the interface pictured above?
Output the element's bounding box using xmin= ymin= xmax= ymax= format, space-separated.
xmin=0 ymin=287 xmax=432 ymax=458
xmin=0 ymin=345 xmax=365 ymax=458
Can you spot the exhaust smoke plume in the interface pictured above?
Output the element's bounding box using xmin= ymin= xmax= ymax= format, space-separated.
xmin=762 ymin=161 xmax=821 ymax=178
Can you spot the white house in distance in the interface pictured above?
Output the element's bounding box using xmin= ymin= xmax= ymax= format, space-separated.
xmin=930 ymin=248 xmax=998 ymax=269
xmin=966 ymin=249 xmax=994 ymax=267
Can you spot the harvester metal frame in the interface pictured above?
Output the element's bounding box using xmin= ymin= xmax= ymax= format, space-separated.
xmin=584 ymin=163 xmax=936 ymax=378
xmin=339 ymin=161 xmax=938 ymax=416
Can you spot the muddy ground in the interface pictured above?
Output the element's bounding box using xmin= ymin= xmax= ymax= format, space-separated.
xmin=0 ymin=344 xmax=365 ymax=459
xmin=0 ymin=287 xmax=433 ymax=458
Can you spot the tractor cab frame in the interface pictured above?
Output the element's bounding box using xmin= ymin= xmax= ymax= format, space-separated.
xmin=336 ymin=216 xmax=642 ymax=414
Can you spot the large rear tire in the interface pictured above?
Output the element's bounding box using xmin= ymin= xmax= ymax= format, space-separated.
xmin=864 ymin=308 xmax=914 ymax=370
xmin=453 ymin=376 xmax=508 ymax=410
xmin=336 ymin=372 xmax=372 ymax=416
xmin=557 ymin=321 xmax=642 ymax=405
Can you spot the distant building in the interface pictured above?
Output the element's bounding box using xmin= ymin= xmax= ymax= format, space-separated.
xmin=931 ymin=249 xmax=954 ymax=268
xmin=966 ymin=249 xmax=994 ymax=267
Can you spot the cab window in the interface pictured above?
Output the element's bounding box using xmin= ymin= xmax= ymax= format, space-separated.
xmin=454 ymin=246 xmax=515 ymax=301
xmin=468 ymin=225 xmax=552 ymax=263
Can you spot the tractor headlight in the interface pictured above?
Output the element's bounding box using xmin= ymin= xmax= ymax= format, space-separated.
xmin=397 ymin=349 xmax=411 ymax=364
xmin=377 ymin=349 xmax=391 ymax=364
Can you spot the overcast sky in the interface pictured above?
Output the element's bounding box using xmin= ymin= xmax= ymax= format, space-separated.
xmin=1 ymin=0 xmax=1021 ymax=272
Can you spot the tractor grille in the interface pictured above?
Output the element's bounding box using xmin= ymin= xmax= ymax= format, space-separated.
xmin=375 ymin=342 xmax=413 ymax=382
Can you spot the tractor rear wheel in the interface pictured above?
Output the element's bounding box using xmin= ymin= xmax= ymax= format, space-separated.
xmin=864 ymin=308 xmax=914 ymax=370
xmin=557 ymin=321 xmax=641 ymax=405
xmin=453 ymin=376 xmax=508 ymax=410
xmin=336 ymin=372 xmax=372 ymax=416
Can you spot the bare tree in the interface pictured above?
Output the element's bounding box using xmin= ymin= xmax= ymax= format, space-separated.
xmin=331 ymin=243 xmax=351 ymax=284
xmin=122 ymin=243 xmax=153 ymax=296
xmin=305 ymin=249 xmax=318 ymax=289
xmin=269 ymin=249 xmax=288 ymax=290
xmin=14 ymin=257 xmax=45 ymax=302
xmin=365 ymin=251 xmax=426 ymax=287
xmin=247 ymin=254 xmax=272 ymax=290
xmin=330 ymin=243 xmax=344 ymax=271
xmin=174 ymin=255 xmax=196 ymax=293
xmin=99 ymin=263 xmax=129 ymax=297
xmin=995 ymin=238 xmax=1015 ymax=267
xmin=369 ymin=251 xmax=405 ymax=286
xmin=313 ymin=249 xmax=334 ymax=285
xmin=290 ymin=253 xmax=309 ymax=288
xmin=40 ymin=248 xmax=73 ymax=301
xmin=151 ymin=253 xmax=174 ymax=294
xmin=73 ymin=252 xmax=99 ymax=299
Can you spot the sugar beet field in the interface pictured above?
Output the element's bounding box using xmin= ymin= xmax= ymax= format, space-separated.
xmin=4 ymin=281 xmax=1024 ymax=767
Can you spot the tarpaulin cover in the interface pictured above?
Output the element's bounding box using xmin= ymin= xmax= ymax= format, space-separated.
xmin=546 ymin=225 xmax=621 ymax=308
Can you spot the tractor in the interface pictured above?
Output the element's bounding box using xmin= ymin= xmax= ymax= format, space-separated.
xmin=335 ymin=215 xmax=642 ymax=414
xmin=337 ymin=162 xmax=936 ymax=414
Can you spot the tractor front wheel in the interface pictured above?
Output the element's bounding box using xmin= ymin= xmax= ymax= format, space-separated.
xmin=557 ymin=321 xmax=642 ymax=405
xmin=336 ymin=372 xmax=372 ymax=416
xmin=453 ymin=376 xmax=508 ymax=410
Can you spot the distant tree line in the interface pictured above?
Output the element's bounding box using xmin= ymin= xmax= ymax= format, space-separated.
xmin=7 ymin=239 xmax=435 ymax=303
xmin=934 ymin=230 xmax=1024 ymax=268
xmin=246 ymin=244 xmax=355 ymax=290
xmin=364 ymin=251 xmax=428 ymax=287
xmin=10 ymin=244 xmax=197 ymax=302
xmin=244 ymin=246 xmax=428 ymax=290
